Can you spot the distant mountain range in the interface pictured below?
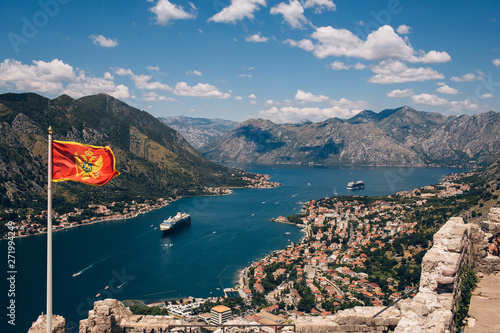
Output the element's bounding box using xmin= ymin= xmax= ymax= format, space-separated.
xmin=200 ymin=106 xmax=500 ymax=167
xmin=0 ymin=93 xmax=253 ymax=216
xmin=158 ymin=116 xmax=238 ymax=149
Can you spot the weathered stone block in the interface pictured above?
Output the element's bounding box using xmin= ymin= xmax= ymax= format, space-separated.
xmin=488 ymin=207 xmax=500 ymax=223
xmin=95 ymin=304 xmax=110 ymax=317
xmin=28 ymin=314 xmax=66 ymax=333
xmin=372 ymin=315 xmax=390 ymax=326
xmin=436 ymin=276 xmax=455 ymax=293
xmin=480 ymin=220 xmax=500 ymax=234
xmin=441 ymin=266 xmax=457 ymax=277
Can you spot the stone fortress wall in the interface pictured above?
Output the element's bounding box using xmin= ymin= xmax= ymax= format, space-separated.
xmin=29 ymin=208 xmax=500 ymax=333
xmin=296 ymin=207 xmax=500 ymax=333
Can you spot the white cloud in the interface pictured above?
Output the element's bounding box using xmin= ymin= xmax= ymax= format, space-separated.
xmin=89 ymin=35 xmax=118 ymax=47
xmin=238 ymin=74 xmax=253 ymax=78
xmin=142 ymin=91 xmax=175 ymax=101
xmin=451 ymin=73 xmax=482 ymax=82
xmin=0 ymin=58 xmax=131 ymax=99
xmin=186 ymin=70 xmax=202 ymax=76
xmin=417 ymin=50 xmax=451 ymax=63
xmin=387 ymin=88 xmax=414 ymax=98
xmin=147 ymin=66 xmax=160 ymax=72
xmin=114 ymin=67 xmax=172 ymax=91
xmin=258 ymin=105 xmax=360 ymax=123
xmin=270 ymin=1 xmax=309 ymax=29
xmin=173 ymin=82 xmax=230 ymax=98
xmin=294 ymin=90 xmax=367 ymax=110
xmin=369 ymin=60 xmax=444 ymax=84
xmin=493 ymin=58 xmax=500 ymax=67
xmin=284 ymin=38 xmax=315 ymax=51
xmin=133 ymin=74 xmax=171 ymax=90
xmin=329 ymin=97 xmax=367 ymax=109
xmin=330 ymin=61 xmax=366 ymax=70
xmin=143 ymin=91 xmax=160 ymax=101
xmin=246 ymin=33 xmax=269 ymax=42
xmin=64 ymin=77 xmax=130 ymax=99
xmin=396 ymin=25 xmax=411 ymax=35
xmin=109 ymin=85 xmax=131 ymax=99
xmin=411 ymin=93 xmax=479 ymax=112
xmin=103 ymin=72 xmax=114 ymax=80
xmin=411 ymin=93 xmax=449 ymax=106
xmin=353 ymin=63 xmax=366 ymax=70
xmin=303 ymin=0 xmax=336 ymax=13
xmin=0 ymin=58 xmax=75 ymax=94
xmin=436 ymin=82 xmax=459 ymax=94
xmin=289 ymin=25 xmax=450 ymax=63
xmin=208 ymin=0 xmax=266 ymax=23
xmin=234 ymin=96 xmax=244 ymax=100
xmin=448 ymin=100 xmax=479 ymax=112
xmin=265 ymin=99 xmax=279 ymax=105
xmin=482 ymin=93 xmax=494 ymax=98
xmin=149 ymin=0 xmax=196 ymax=25
xmin=295 ymin=89 xmax=329 ymax=102
xmin=248 ymin=93 xmax=257 ymax=99
xmin=330 ymin=61 xmax=350 ymax=70
xmin=114 ymin=68 xmax=133 ymax=76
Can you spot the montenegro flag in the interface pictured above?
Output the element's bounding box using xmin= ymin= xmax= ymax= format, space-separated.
xmin=52 ymin=140 xmax=120 ymax=186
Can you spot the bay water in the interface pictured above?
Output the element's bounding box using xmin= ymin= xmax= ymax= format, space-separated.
xmin=1 ymin=165 xmax=467 ymax=332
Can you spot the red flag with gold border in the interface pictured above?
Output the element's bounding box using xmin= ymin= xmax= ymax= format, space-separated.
xmin=52 ymin=140 xmax=120 ymax=186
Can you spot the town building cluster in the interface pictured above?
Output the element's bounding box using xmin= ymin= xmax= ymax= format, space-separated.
xmin=125 ymin=173 xmax=474 ymax=330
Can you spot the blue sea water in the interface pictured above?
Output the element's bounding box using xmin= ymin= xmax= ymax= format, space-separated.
xmin=1 ymin=165 xmax=468 ymax=332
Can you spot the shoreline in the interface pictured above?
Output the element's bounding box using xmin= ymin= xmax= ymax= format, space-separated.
xmin=1 ymin=176 xmax=282 ymax=241
xmin=3 ymin=198 xmax=174 ymax=241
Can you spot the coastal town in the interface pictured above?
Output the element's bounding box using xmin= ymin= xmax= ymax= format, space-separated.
xmin=0 ymin=173 xmax=280 ymax=240
xmin=126 ymin=172 xmax=479 ymax=330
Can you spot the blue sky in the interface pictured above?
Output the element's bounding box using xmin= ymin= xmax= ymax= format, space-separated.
xmin=0 ymin=0 xmax=499 ymax=123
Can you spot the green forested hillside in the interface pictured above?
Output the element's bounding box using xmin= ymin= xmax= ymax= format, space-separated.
xmin=0 ymin=92 xmax=254 ymax=225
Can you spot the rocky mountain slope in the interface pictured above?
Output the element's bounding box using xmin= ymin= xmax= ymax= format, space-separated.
xmin=201 ymin=106 xmax=500 ymax=167
xmin=158 ymin=115 xmax=238 ymax=148
xmin=0 ymin=93 xmax=252 ymax=216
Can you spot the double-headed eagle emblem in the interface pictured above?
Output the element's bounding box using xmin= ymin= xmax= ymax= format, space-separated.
xmin=74 ymin=149 xmax=104 ymax=181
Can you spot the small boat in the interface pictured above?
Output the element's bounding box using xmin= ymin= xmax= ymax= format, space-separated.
xmin=213 ymin=231 xmax=216 ymax=234
xmin=104 ymin=286 xmax=109 ymax=290
xmin=284 ymin=232 xmax=291 ymax=235
xmin=95 ymin=293 xmax=100 ymax=298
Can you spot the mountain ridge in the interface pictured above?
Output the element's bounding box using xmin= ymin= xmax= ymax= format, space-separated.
xmin=201 ymin=106 xmax=500 ymax=167
xmin=158 ymin=115 xmax=238 ymax=149
xmin=0 ymin=92 xmax=255 ymax=222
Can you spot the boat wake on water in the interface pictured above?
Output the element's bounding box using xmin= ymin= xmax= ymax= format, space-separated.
xmin=72 ymin=255 xmax=113 ymax=277
xmin=72 ymin=263 xmax=93 ymax=277
xmin=73 ymin=229 xmax=156 ymax=277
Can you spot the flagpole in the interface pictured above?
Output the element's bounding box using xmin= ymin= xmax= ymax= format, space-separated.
xmin=47 ymin=126 xmax=53 ymax=333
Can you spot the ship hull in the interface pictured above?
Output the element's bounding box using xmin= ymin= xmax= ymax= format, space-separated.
xmin=160 ymin=215 xmax=191 ymax=233
xmin=347 ymin=180 xmax=365 ymax=190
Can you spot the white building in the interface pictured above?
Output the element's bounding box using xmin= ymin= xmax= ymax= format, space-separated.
xmin=210 ymin=305 xmax=232 ymax=325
